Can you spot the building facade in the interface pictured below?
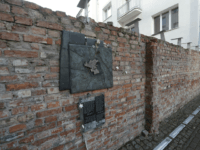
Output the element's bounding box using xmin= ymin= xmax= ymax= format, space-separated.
xmin=77 ymin=0 xmax=200 ymax=49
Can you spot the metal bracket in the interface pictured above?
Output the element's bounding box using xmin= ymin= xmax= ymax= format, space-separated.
xmin=171 ymin=37 xmax=183 ymax=46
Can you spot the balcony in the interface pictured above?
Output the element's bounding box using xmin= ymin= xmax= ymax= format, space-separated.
xmin=117 ymin=0 xmax=142 ymax=26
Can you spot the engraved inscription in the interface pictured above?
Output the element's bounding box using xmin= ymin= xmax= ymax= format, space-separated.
xmin=95 ymin=95 xmax=105 ymax=122
xmin=96 ymin=97 xmax=104 ymax=113
xmin=83 ymin=101 xmax=96 ymax=124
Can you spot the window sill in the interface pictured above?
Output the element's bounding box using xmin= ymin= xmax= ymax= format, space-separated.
xmin=152 ymin=27 xmax=179 ymax=36
xmin=103 ymin=15 xmax=112 ymax=22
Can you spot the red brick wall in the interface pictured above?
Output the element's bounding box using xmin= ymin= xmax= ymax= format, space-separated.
xmin=0 ymin=0 xmax=146 ymax=150
xmin=145 ymin=39 xmax=200 ymax=133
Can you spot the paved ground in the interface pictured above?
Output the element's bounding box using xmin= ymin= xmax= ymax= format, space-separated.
xmin=118 ymin=95 xmax=200 ymax=150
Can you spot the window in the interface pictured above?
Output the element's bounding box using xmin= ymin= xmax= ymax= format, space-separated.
xmin=131 ymin=27 xmax=135 ymax=32
xmin=153 ymin=6 xmax=179 ymax=34
xmin=103 ymin=2 xmax=112 ymax=21
xmin=104 ymin=6 xmax=111 ymax=20
xmin=162 ymin=12 xmax=169 ymax=31
xmin=154 ymin=16 xmax=160 ymax=34
xmin=171 ymin=7 xmax=178 ymax=29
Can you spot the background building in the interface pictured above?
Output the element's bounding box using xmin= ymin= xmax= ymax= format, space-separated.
xmin=77 ymin=0 xmax=200 ymax=49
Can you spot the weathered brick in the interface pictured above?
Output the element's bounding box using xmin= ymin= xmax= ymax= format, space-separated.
xmin=27 ymin=74 xmax=41 ymax=80
xmin=44 ymin=74 xmax=58 ymax=80
xmin=50 ymin=67 xmax=59 ymax=72
xmin=31 ymin=103 xmax=46 ymax=111
xmin=47 ymin=87 xmax=59 ymax=94
xmin=40 ymin=8 xmax=53 ymax=14
xmin=104 ymin=40 xmax=111 ymax=44
xmin=118 ymin=37 xmax=127 ymax=43
xmin=56 ymin=11 xmax=66 ymax=17
xmin=0 ymin=3 xmax=10 ymax=12
xmin=95 ymin=27 xmax=101 ymax=32
xmin=37 ymin=21 xmax=63 ymax=30
xmin=9 ymin=124 xmax=26 ymax=133
xmin=32 ymin=89 xmax=46 ymax=96
xmin=32 ymin=134 xmax=58 ymax=146
xmin=12 ymin=106 xmax=28 ymax=115
xmin=98 ymin=22 xmax=106 ymax=28
xmin=0 ymin=12 xmax=14 ymax=22
xmin=15 ymin=16 xmax=32 ymax=26
xmin=102 ymin=28 xmax=110 ymax=34
xmin=19 ymin=135 xmax=34 ymax=144
xmin=74 ymin=21 xmax=82 ymax=28
xmin=81 ymin=30 xmax=96 ymax=37
xmin=13 ymin=59 xmax=28 ymax=66
xmin=12 ymin=6 xmax=28 ymax=16
xmin=55 ymin=39 xmax=61 ymax=45
xmin=47 ymin=101 xmax=60 ymax=108
xmin=17 ymin=113 xmax=34 ymax=122
xmin=5 ymin=50 xmax=38 ymax=58
xmin=0 ymin=22 xmax=5 ymax=29
xmin=30 ymin=43 xmax=39 ymax=50
xmin=23 ymin=35 xmax=52 ymax=44
xmin=35 ymin=119 xmax=43 ymax=126
xmin=0 ymin=32 xmax=20 ymax=41
xmin=42 ymin=81 xmax=58 ymax=87
xmin=111 ymin=31 xmax=117 ymax=36
xmin=0 ymin=40 xmax=7 ymax=48
xmin=48 ymin=30 xmax=60 ymax=38
xmin=60 ymin=129 xmax=75 ymax=137
xmin=52 ymin=145 xmax=64 ymax=150
xmin=98 ymin=33 xmax=108 ymax=40
xmin=5 ymin=0 xmax=22 ymax=6
xmin=0 ymin=84 xmax=5 ymax=92
xmin=0 ymin=102 xmax=4 ymax=109
xmin=0 ymin=93 xmax=13 ymax=100
xmin=49 ymin=60 xmax=59 ymax=66
xmin=28 ymin=122 xmax=56 ymax=134
xmin=24 ymin=1 xmax=40 ymax=9
xmin=61 ymin=18 xmax=71 ymax=25
xmin=0 ymin=141 xmax=18 ymax=149
xmin=0 ymin=110 xmax=8 ymax=118
xmin=15 ymin=68 xmax=31 ymax=74
xmin=64 ymin=104 xmax=77 ymax=112
xmin=36 ymin=108 xmax=62 ymax=118
xmin=16 ymin=90 xmax=31 ymax=98
xmin=35 ymin=66 xmax=48 ymax=73
xmin=7 ymin=146 xmax=28 ymax=150
xmin=31 ymin=27 xmax=46 ymax=35
xmin=0 ymin=67 xmax=9 ymax=75
xmin=12 ymin=25 xmax=29 ymax=32
xmin=45 ymin=116 xmax=57 ymax=123
xmin=44 ymin=94 xmax=60 ymax=101
xmin=51 ymin=127 xmax=63 ymax=134
xmin=6 ymin=82 xmax=38 ymax=91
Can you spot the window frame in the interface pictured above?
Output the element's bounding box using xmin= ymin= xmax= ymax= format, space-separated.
xmin=103 ymin=2 xmax=112 ymax=21
xmin=162 ymin=11 xmax=169 ymax=31
xmin=152 ymin=5 xmax=179 ymax=35
xmin=154 ymin=15 xmax=160 ymax=34
xmin=171 ymin=7 xmax=179 ymax=29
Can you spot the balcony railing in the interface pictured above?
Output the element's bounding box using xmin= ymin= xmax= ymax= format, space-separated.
xmin=117 ymin=0 xmax=141 ymax=19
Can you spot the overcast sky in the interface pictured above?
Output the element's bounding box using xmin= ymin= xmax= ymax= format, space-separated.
xmin=27 ymin=0 xmax=81 ymax=17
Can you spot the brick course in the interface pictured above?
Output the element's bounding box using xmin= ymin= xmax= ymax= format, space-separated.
xmin=0 ymin=1 xmax=198 ymax=150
